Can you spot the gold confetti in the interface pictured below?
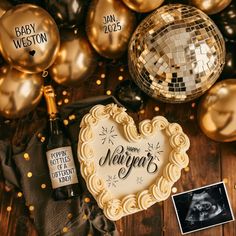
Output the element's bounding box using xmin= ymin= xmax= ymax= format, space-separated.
xmin=64 ymin=98 xmax=69 ymax=104
xmin=101 ymin=73 xmax=106 ymax=79
xmin=106 ymin=90 xmax=111 ymax=95
xmin=27 ymin=172 xmax=33 ymax=178
xmin=6 ymin=206 xmax=12 ymax=212
xmin=23 ymin=153 xmax=30 ymax=161
xmin=184 ymin=166 xmax=190 ymax=172
xmin=84 ymin=197 xmax=91 ymax=203
xmin=57 ymin=100 xmax=63 ymax=106
xmin=82 ymin=214 xmax=88 ymax=220
xmin=29 ymin=205 xmax=34 ymax=211
xmin=17 ymin=192 xmax=23 ymax=198
xmin=41 ymin=184 xmax=46 ymax=189
xmin=40 ymin=137 xmax=46 ymax=143
xmin=62 ymin=227 xmax=69 ymax=233
xmin=119 ymin=67 xmax=124 ymax=72
xmin=139 ymin=109 xmax=145 ymax=114
xmin=67 ymin=213 xmax=73 ymax=219
xmin=37 ymin=133 xmax=42 ymax=138
xmin=189 ymin=115 xmax=194 ymax=120
xmin=223 ymin=178 xmax=228 ymax=184
xmin=69 ymin=114 xmax=76 ymax=120
xmin=96 ymin=79 xmax=102 ymax=85
xmin=62 ymin=90 xmax=68 ymax=96
xmin=154 ymin=106 xmax=160 ymax=112
xmin=118 ymin=76 xmax=123 ymax=81
xmin=63 ymin=120 xmax=69 ymax=126
xmin=172 ymin=187 xmax=178 ymax=193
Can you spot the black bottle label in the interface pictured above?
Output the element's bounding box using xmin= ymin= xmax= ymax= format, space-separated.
xmin=46 ymin=146 xmax=78 ymax=189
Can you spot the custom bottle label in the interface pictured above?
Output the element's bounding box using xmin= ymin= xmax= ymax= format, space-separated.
xmin=46 ymin=146 xmax=78 ymax=189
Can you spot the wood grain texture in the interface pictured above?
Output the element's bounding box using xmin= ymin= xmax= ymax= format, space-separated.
xmin=0 ymin=65 xmax=236 ymax=236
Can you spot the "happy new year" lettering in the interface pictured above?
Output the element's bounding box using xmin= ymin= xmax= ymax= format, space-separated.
xmin=99 ymin=145 xmax=158 ymax=179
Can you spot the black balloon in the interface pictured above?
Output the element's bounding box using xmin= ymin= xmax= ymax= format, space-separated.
xmin=213 ymin=2 xmax=236 ymax=41
xmin=114 ymin=80 xmax=147 ymax=112
xmin=221 ymin=41 xmax=236 ymax=78
xmin=45 ymin=0 xmax=85 ymax=28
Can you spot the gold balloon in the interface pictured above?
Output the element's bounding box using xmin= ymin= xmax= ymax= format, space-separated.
xmin=0 ymin=65 xmax=43 ymax=119
xmin=86 ymin=0 xmax=136 ymax=59
xmin=0 ymin=4 xmax=60 ymax=73
xmin=49 ymin=31 xmax=97 ymax=87
xmin=189 ymin=0 xmax=232 ymax=15
xmin=122 ymin=0 xmax=164 ymax=13
xmin=198 ymin=79 xmax=236 ymax=142
xmin=0 ymin=0 xmax=11 ymax=18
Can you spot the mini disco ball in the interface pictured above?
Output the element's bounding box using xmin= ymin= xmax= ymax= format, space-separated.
xmin=128 ymin=4 xmax=225 ymax=103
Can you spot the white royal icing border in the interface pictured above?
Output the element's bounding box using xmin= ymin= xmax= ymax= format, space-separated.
xmin=78 ymin=103 xmax=190 ymax=221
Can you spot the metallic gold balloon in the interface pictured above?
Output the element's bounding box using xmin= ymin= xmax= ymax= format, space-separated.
xmin=0 ymin=0 xmax=12 ymax=18
xmin=189 ymin=0 xmax=232 ymax=15
xmin=49 ymin=31 xmax=97 ymax=87
xmin=122 ymin=0 xmax=164 ymax=13
xmin=128 ymin=4 xmax=225 ymax=103
xmin=0 ymin=4 xmax=60 ymax=73
xmin=198 ymin=79 xmax=236 ymax=142
xmin=0 ymin=65 xmax=43 ymax=119
xmin=86 ymin=0 xmax=136 ymax=59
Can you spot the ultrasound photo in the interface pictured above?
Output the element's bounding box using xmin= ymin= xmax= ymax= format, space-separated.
xmin=172 ymin=182 xmax=234 ymax=234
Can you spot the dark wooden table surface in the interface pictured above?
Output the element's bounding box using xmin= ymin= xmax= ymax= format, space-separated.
xmin=0 ymin=61 xmax=236 ymax=236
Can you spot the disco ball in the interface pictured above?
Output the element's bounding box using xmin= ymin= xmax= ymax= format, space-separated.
xmin=128 ymin=4 xmax=225 ymax=103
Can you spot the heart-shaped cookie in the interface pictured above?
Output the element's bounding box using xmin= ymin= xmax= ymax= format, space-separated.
xmin=78 ymin=104 xmax=190 ymax=220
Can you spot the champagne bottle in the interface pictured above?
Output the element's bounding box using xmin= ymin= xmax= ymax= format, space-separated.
xmin=44 ymin=85 xmax=81 ymax=200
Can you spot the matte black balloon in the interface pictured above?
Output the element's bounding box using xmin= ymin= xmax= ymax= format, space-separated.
xmin=221 ymin=41 xmax=236 ymax=78
xmin=45 ymin=0 xmax=85 ymax=28
xmin=114 ymin=80 xmax=147 ymax=112
xmin=213 ymin=2 xmax=236 ymax=40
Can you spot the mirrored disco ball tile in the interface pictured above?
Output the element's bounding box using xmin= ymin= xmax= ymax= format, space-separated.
xmin=129 ymin=4 xmax=225 ymax=103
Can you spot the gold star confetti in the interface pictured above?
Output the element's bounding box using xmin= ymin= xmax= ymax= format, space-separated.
xmin=27 ymin=172 xmax=33 ymax=178
xmin=6 ymin=206 xmax=12 ymax=212
xmin=96 ymin=79 xmax=102 ymax=85
xmin=17 ymin=192 xmax=23 ymax=198
xmin=84 ymin=197 xmax=91 ymax=203
xmin=29 ymin=205 xmax=34 ymax=211
xmin=41 ymin=184 xmax=46 ymax=189
xmin=172 ymin=187 xmax=177 ymax=193
xmin=23 ymin=153 xmax=30 ymax=161
xmin=62 ymin=227 xmax=69 ymax=233
xmin=106 ymin=90 xmax=111 ymax=95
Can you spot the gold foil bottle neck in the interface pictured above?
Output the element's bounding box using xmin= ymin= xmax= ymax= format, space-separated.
xmin=44 ymin=85 xmax=58 ymax=118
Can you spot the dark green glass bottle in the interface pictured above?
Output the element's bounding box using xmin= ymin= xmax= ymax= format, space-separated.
xmin=44 ymin=85 xmax=81 ymax=200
